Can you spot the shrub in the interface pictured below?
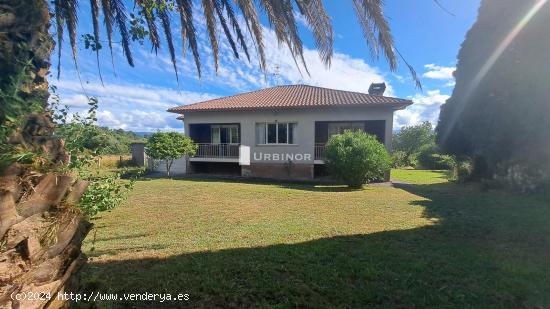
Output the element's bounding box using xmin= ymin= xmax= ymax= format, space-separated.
xmin=453 ymin=160 xmax=473 ymax=183
xmin=325 ymin=131 xmax=391 ymax=188
xmin=416 ymin=144 xmax=456 ymax=170
xmin=391 ymin=151 xmax=409 ymax=168
xmin=393 ymin=121 xmax=435 ymax=157
xmin=434 ymin=154 xmax=456 ymax=170
xmin=78 ymin=172 xmax=135 ymax=217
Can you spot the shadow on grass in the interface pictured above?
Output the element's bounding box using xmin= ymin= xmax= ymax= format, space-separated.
xmin=75 ymin=182 xmax=550 ymax=308
xmin=135 ymin=174 xmax=366 ymax=192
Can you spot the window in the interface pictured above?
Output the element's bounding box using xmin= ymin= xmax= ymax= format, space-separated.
xmin=328 ymin=122 xmax=364 ymax=137
xmin=211 ymin=125 xmax=239 ymax=144
xmin=256 ymin=122 xmax=296 ymax=144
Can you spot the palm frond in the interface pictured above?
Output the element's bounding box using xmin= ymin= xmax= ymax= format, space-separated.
xmin=90 ymin=0 xmax=104 ymax=84
xmin=137 ymin=0 xmax=161 ymax=52
xmin=54 ymin=0 xmax=64 ymax=79
xmin=352 ymin=0 xmax=421 ymax=88
xmin=279 ymin=0 xmax=309 ymax=74
xmin=157 ymin=3 xmax=179 ymax=80
xmin=352 ymin=0 xmax=396 ymax=69
xmin=221 ymin=0 xmax=250 ymax=61
xmin=110 ymin=0 xmax=134 ymax=66
xmin=100 ymin=0 xmax=115 ymax=67
xmin=61 ymin=0 xmax=78 ymax=65
xmin=294 ymin=0 xmax=333 ymax=66
xmin=351 ymin=0 xmax=379 ymax=59
xmin=395 ymin=47 xmax=422 ymax=90
xmin=212 ymin=0 xmax=239 ymax=59
xmin=201 ymin=0 xmax=219 ymax=71
xmin=259 ymin=0 xmax=308 ymax=75
xmin=176 ymin=0 xmax=202 ymax=77
xmin=175 ymin=0 xmax=187 ymax=58
xmin=234 ymin=0 xmax=265 ymax=70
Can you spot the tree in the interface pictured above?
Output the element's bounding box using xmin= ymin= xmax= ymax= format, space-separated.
xmin=325 ymin=131 xmax=391 ymax=188
xmin=0 ymin=0 xmax=421 ymax=306
xmin=146 ymin=132 xmax=197 ymax=177
xmin=436 ymin=0 xmax=550 ymax=189
xmin=56 ymin=124 xmax=145 ymax=155
xmin=393 ymin=121 xmax=435 ymax=166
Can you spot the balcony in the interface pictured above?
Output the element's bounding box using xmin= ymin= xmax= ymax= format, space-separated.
xmin=314 ymin=144 xmax=326 ymax=162
xmin=190 ymin=143 xmax=240 ymax=162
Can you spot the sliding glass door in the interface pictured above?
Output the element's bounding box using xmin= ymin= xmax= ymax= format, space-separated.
xmin=211 ymin=125 xmax=239 ymax=144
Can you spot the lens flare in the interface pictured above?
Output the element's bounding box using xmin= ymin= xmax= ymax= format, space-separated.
xmin=441 ymin=0 xmax=548 ymax=142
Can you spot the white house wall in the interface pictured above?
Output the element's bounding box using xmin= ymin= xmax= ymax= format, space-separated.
xmin=148 ymin=157 xmax=187 ymax=175
xmin=183 ymin=106 xmax=395 ymax=165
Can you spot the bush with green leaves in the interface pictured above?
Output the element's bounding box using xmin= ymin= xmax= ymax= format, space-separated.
xmin=325 ymin=131 xmax=391 ymax=188
xmin=392 ymin=121 xmax=435 ymax=167
xmin=453 ymin=160 xmax=474 ymax=183
xmin=391 ymin=150 xmax=409 ymax=168
xmin=146 ymin=132 xmax=197 ymax=177
xmin=416 ymin=143 xmax=456 ymax=170
xmin=50 ymin=93 xmax=137 ymax=217
xmin=78 ymin=172 xmax=135 ymax=216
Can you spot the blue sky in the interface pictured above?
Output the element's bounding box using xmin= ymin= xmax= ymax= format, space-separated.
xmin=51 ymin=0 xmax=480 ymax=132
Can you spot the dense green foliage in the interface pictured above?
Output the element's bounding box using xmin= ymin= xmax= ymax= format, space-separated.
xmin=436 ymin=0 xmax=550 ymax=191
xmin=393 ymin=122 xmax=435 ymax=157
xmin=0 ymin=64 xmax=45 ymax=169
xmin=55 ymin=124 xmax=144 ymax=155
xmin=78 ymin=172 xmax=134 ymax=216
xmin=51 ymin=93 xmax=136 ymax=216
xmin=146 ymin=132 xmax=197 ymax=177
xmin=416 ymin=144 xmax=456 ymax=170
xmin=390 ymin=150 xmax=410 ymax=168
xmin=452 ymin=160 xmax=474 ymax=183
xmin=392 ymin=122 xmax=451 ymax=169
xmin=325 ymin=131 xmax=390 ymax=188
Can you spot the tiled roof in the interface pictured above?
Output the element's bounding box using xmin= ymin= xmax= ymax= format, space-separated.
xmin=168 ymin=84 xmax=412 ymax=114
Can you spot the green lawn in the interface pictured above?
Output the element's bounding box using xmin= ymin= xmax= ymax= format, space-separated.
xmin=78 ymin=170 xmax=550 ymax=308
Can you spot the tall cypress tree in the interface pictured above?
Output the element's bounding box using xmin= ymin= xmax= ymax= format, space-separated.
xmin=437 ymin=0 xmax=550 ymax=186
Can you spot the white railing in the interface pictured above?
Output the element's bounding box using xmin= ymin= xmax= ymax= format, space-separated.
xmin=194 ymin=143 xmax=240 ymax=158
xmin=314 ymin=144 xmax=326 ymax=160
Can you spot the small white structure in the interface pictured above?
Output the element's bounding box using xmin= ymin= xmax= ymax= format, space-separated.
xmin=147 ymin=157 xmax=187 ymax=175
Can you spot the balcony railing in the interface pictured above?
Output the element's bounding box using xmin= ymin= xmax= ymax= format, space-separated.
xmin=314 ymin=144 xmax=326 ymax=160
xmin=194 ymin=143 xmax=240 ymax=158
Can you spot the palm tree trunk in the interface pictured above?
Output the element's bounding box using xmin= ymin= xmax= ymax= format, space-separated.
xmin=0 ymin=1 xmax=91 ymax=307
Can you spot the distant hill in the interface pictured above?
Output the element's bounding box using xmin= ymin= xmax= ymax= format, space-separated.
xmin=55 ymin=125 xmax=146 ymax=155
xmin=132 ymin=131 xmax=154 ymax=138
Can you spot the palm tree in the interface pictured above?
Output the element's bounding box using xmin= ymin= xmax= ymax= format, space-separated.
xmin=0 ymin=0 xmax=420 ymax=306
xmin=50 ymin=0 xmax=421 ymax=83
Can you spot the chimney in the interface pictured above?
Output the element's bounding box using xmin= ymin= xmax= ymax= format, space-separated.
xmin=368 ymin=82 xmax=386 ymax=96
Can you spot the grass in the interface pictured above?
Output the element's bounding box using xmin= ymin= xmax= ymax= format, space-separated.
xmin=391 ymin=169 xmax=452 ymax=184
xmin=78 ymin=170 xmax=550 ymax=308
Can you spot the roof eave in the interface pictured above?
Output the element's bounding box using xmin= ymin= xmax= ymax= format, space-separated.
xmin=169 ymin=101 xmax=413 ymax=114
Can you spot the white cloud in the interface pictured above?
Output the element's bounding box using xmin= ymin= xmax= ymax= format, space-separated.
xmin=409 ymin=90 xmax=450 ymax=106
xmin=52 ymin=80 xmax=219 ymax=132
xmin=52 ymin=7 xmax=397 ymax=131
xmin=444 ymin=80 xmax=456 ymax=87
xmin=422 ymin=64 xmax=455 ymax=80
xmin=293 ymin=12 xmax=311 ymax=30
xmin=394 ymin=89 xmax=450 ymax=128
xmin=177 ymin=17 xmax=393 ymax=95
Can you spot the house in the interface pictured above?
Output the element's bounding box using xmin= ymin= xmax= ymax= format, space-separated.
xmin=165 ymin=84 xmax=412 ymax=180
